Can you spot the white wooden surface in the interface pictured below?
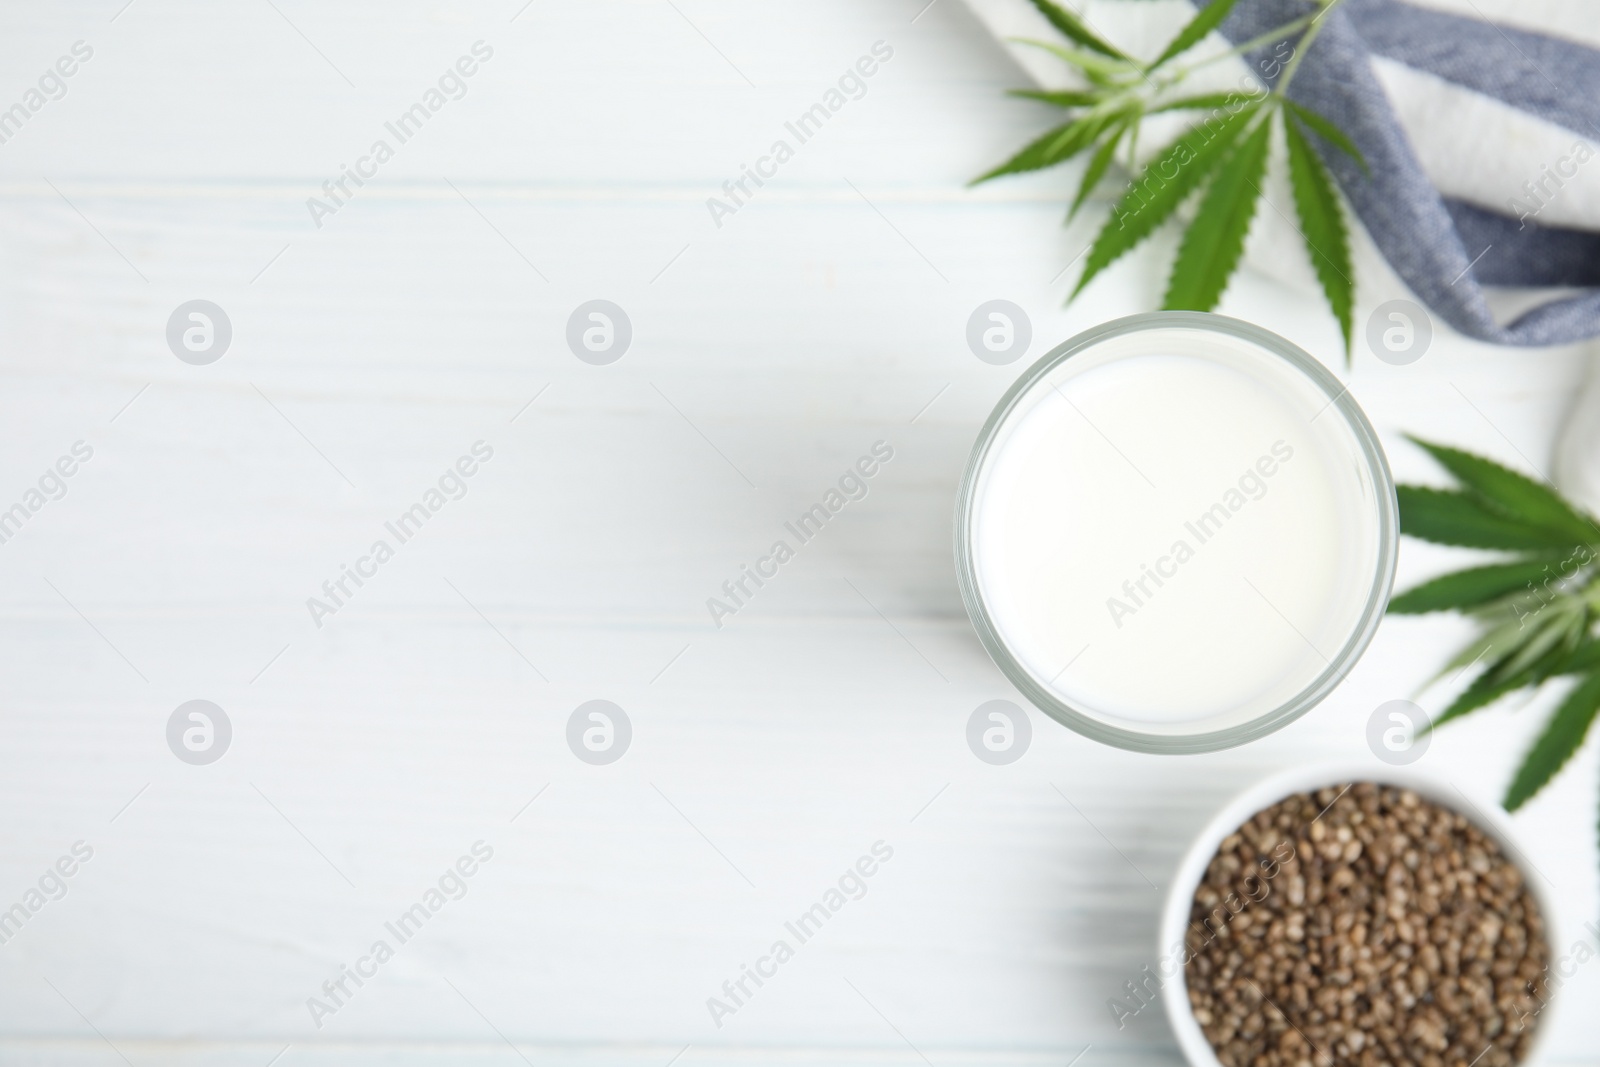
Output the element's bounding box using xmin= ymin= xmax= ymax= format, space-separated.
xmin=0 ymin=1 xmax=1597 ymax=1064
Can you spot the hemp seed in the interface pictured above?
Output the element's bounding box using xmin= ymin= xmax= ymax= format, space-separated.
xmin=1183 ymin=783 xmax=1548 ymax=1067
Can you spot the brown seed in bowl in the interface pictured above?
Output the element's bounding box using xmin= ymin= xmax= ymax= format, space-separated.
xmin=1183 ymin=783 xmax=1548 ymax=1067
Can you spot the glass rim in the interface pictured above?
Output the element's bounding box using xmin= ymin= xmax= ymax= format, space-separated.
xmin=953 ymin=311 xmax=1399 ymax=755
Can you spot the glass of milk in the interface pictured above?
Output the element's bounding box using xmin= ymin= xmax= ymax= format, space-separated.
xmin=956 ymin=313 xmax=1396 ymax=753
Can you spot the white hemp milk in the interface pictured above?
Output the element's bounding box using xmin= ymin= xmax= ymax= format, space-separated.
xmin=970 ymin=325 xmax=1383 ymax=737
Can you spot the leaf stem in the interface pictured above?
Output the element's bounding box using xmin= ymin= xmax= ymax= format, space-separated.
xmin=1274 ymin=0 xmax=1348 ymax=98
xmin=1164 ymin=13 xmax=1317 ymax=82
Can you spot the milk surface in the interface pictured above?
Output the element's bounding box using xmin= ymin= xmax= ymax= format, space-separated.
xmin=971 ymin=327 xmax=1383 ymax=735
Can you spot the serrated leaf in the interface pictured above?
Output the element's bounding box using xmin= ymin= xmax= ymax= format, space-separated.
xmin=1451 ymin=621 xmax=1516 ymax=674
xmin=1409 ymin=437 xmax=1600 ymax=546
xmin=1012 ymin=39 xmax=1131 ymax=85
xmin=1008 ymin=88 xmax=1103 ymax=108
xmin=1162 ymin=116 xmax=1269 ymax=311
xmin=1559 ymin=638 xmax=1600 ymax=673
xmin=1027 ymin=0 xmax=1125 ymax=59
xmin=1397 ymin=486 xmax=1589 ymax=551
xmin=1432 ymin=616 xmax=1522 ymax=686
xmin=1505 ymin=670 xmax=1600 ymax=810
xmin=1068 ymin=120 xmax=1128 ymax=221
xmin=1433 ymin=632 xmax=1600 ymax=734
xmin=1149 ymin=0 xmax=1241 ymax=71
xmin=1072 ymin=103 xmax=1256 ymax=299
xmin=1150 ymin=92 xmax=1254 ymax=114
xmin=973 ymin=112 xmax=1111 ymax=184
xmin=1284 ymin=115 xmax=1354 ymax=358
xmin=1488 ymin=604 xmax=1586 ymax=687
xmin=1284 ymin=100 xmax=1368 ymax=173
xmin=1389 ymin=560 xmax=1559 ymax=615
xmin=1431 ymin=668 xmax=1528 ymax=731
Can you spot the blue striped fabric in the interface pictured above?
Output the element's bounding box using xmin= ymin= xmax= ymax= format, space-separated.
xmin=1221 ymin=0 xmax=1600 ymax=345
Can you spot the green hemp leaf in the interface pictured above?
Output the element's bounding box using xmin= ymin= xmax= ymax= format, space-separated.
xmin=974 ymin=0 xmax=1364 ymax=359
xmin=1392 ymin=439 xmax=1600 ymax=844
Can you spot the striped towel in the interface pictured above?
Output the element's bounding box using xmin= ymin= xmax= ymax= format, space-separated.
xmin=961 ymin=0 xmax=1600 ymax=346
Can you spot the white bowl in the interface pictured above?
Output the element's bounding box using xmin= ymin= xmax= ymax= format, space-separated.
xmin=1159 ymin=762 xmax=1560 ymax=1067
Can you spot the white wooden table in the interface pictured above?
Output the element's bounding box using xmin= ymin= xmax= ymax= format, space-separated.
xmin=0 ymin=1 xmax=1595 ymax=1064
